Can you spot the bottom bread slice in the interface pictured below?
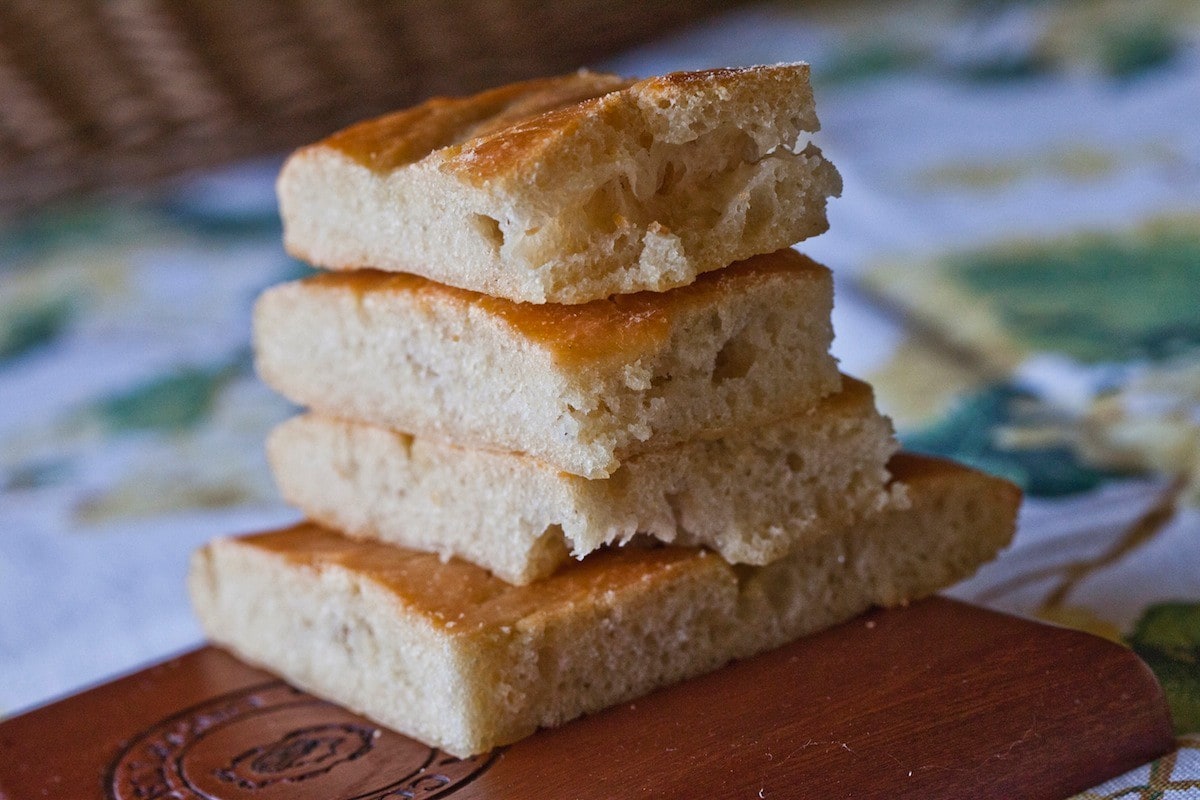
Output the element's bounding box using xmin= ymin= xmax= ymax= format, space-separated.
xmin=188 ymin=454 xmax=1019 ymax=757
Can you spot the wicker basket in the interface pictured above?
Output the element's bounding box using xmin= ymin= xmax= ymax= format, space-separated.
xmin=0 ymin=0 xmax=734 ymax=216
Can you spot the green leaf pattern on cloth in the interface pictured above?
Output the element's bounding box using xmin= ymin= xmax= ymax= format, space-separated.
xmin=944 ymin=223 xmax=1200 ymax=364
xmin=901 ymin=384 xmax=1131 ymax=497
xmin=89 ymin=354 xmax=250 ymax=434
xmin=0 ymin=293 xmax=75 ymax=361
xmin=1129 ymin=604 xmax=1200 ymax=735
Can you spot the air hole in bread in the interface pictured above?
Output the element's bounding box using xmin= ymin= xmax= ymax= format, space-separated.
xmin=712 ymin=337 xmax=756 ymax=383
xmin=655 ymin=161 xmax=686 ymax=196
xmin=763 ymin=312 xmax=783 ymax=340
xmin=664 ymin=491 xmax=686 ymax=532
xmin=742 ymin=183 xmax=774 ymax=239
xmin=785 ymin=453 xmax=805 ymax=472
xmin=532 ymin=525 xmax=571 ymax=568
xmin=472 ymin=214 xmax=505 ymax=252
xmin=582 ymin=183 xmax=624 ymax=234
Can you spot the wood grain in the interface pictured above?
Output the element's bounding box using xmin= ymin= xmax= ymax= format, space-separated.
xmin=0 ymin=597 xmax=1174 ymax=799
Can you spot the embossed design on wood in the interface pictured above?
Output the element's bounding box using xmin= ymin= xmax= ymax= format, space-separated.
xmin=106 ymin=681 xmax=498 ymax=799
xmin=213 ymin=723 xmax=376 ymax=789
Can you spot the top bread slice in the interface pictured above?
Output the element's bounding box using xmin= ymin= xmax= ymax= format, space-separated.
xmin=278 ymin=65 xmax=842 ymax=304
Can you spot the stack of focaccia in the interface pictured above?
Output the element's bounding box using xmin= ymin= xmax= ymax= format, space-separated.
xmin=189 ymin=65 xmax=1020 ymax=758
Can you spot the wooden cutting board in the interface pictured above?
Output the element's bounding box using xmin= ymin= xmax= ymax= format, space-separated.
xmin=0 ymin=597 xmax=1174 ymax=799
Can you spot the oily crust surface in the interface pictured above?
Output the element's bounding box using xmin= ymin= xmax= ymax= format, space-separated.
xmin=318 ymin=71 xmax=633 ymax=174
xmin=313 ymin=66 xmax=814 ymax=181
xmin=429 ymin=65 xmax=818 ymax=186
xmin=291 ymin=247 xmax=826 ymax=367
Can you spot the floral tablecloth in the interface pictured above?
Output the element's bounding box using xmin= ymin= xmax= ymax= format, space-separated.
xmin=1 ymin=2 xmax=1197 ymax=794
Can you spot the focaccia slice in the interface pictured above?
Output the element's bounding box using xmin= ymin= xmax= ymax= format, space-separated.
xmin=278 ymin=65 xmax=842 ymax=304
xmin=268 ymin=377 xmax=903 ymax=584
xmin=254 ymin=249 xmax=840 ymax=478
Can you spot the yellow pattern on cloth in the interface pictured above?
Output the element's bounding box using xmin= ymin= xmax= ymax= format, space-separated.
xmin=1071 ymin=735 xmax=1200 ymax=799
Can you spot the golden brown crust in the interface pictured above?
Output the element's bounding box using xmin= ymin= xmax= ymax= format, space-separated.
xmin=238 ymin=525 xmax=707 ymax=634
xmin=639 ymin=64 xmax=804 ymax=92
xmin=305 ymin=248 xmax=826 ymax=366
xmin=439 ymin=64 xmax=818 ymax=185
xmin=886 ymin=452 xmax=1023 ymax=512
xmin=315 ymin=65 xmax=815 ymax=184
xmin=321 ymin=71 xmax=630 ymax=173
